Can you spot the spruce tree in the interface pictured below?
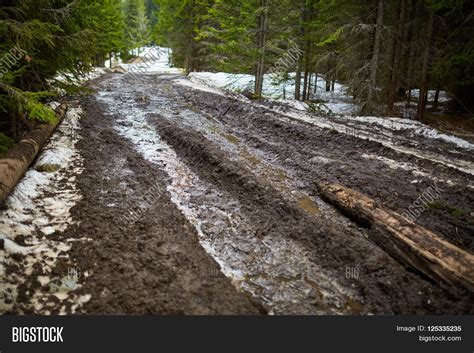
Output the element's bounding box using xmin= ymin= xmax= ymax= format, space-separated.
xmin=124 ymin=0 xmax=151 ymax=55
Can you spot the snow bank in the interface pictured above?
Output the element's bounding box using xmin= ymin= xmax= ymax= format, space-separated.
xmin=0 ymin=106 xmax=83 ymax=241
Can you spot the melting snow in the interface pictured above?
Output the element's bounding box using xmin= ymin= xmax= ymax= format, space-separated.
xmin=0 ymin=105 xmax=85 ymax=313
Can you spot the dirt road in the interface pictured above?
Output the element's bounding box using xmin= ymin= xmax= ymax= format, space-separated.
xmin=2 ymin=72 xmax=473 ymax=314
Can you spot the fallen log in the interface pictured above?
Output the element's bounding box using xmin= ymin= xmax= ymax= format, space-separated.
xmin=316 ymin=182 xmax=474 ymax=292
xmin=0 ymin=104 xmax=68 ymax=206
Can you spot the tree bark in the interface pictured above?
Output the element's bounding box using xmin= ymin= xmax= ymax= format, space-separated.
xmin=416 ymin=8 xmax=435 ymax=121
xmin=308 ymin=72 xmax=313 ymax=99
xmin=254 ymin=0 xmax=269 ymax=98
xmin=406 ymin=0 xmax=424 ymax=106
xmin=302 ymin=43 xmax=311 ymax=101
xmin=0 ymin=105 xmax=68 ymax=206
xmin=316 ymin=182 xmax=474 ymax=292
xmin=364 ymin=0 xmax=384 ymax=114
xmin=185 ymin=0 xmax=197 ymax=74
xmin=294 ymin=0 xmax=305 ymax=101
xmin=433 ymin=89 xmax=440 ymax=109
xmin=302 ymin=0 xmax=315 ymax=101
xmin=325 ymin=58 xmax=331 ymax=92
xmin=387 ymin=0 xmax=407 ymax=112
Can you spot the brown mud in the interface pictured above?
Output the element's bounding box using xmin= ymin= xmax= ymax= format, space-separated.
xmin=4 ymin=72 xmax=473 ymax=314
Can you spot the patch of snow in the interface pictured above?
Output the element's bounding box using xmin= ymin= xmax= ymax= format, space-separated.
xmin=361 ymin=154 xmax=469 ymax=188
xmin=119 ymin=46 xmax=182 ymax=76
xmin=342 ymin=115 xmax=474 ymax=150
xmin=184 ymin=71 xmax=465 ymax=153
xmin=411 ymin=89 xmax=450 ymax=103
xmin=280 ymin=109 xmax=474 ymax=175
xmin=274 ymin=99 xmax=309 ymax=111
xmin=188 ymin=71 xmax=351 ymax=102
xmin=54 ymin=68 xmax=107 ymax=85
xmin=104 ymin=53 xmax=123 ymax=69
xmin=0 ymin=105 xmax=85 ymax=313
xmin=325 ymin=102 xmax=357 ymax=115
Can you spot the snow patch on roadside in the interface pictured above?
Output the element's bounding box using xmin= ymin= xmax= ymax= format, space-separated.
xmin=281 ymin=109 xmax=474 ymax=175
xmin=344 ymin=116 xmax=474 ymax=150
xmin=54 ymin=68 xmax=108 ymax=85
xmin=0 ymin=105 xmax=85 ymax=313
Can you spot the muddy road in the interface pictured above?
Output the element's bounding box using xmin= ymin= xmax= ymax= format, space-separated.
xmin=1 ymin=72 xmax=473 ymax=315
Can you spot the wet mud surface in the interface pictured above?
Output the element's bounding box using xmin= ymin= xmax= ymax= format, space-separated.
xmin=58 ymin=98 xmax=262 ymax=314
xmin=3 ymin=72 xmax=473 ymax=314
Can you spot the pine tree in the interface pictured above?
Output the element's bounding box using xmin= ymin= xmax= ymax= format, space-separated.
xmin=125 ymin=0 xmax=151 ymax=55
xmin=99 ymin=0 xmax=126 ymax=67
xmin=0 ymin=0 xmax=128 ymax=145
xmin=154 ymin=0 xmax=212 ymax=73
xmin=430 ymin=0 xmax=474 ymax=113
xmin=0 ymin=0 xmax=95 ymax=141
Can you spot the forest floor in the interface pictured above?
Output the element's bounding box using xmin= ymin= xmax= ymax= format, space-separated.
xmin=1 ymin=71 xmax=473 ymax=315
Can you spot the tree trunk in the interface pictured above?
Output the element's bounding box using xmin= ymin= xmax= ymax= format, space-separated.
xmin=186 ymin=1 xmax=196 ymax=74
xmin=316 ymin=182 xmax=474 ymax=292
xmin=325 ymin=58 xmax=331 ymax=92
xmin=254 ymin=0 xmax=269 ymax=98
xmin=433 ymin=89 xmax=440 ymax=109
xmin=0 ymin=105 xmax=67 ymax=206
xmin=388 ymin=0 xmax=407 ymax=112
xmin=185 ymin=44 xmax=192 ymax=74
xmin=406 ymin=0 xmax=423 ymax=106
xmin=294 ymin=0 xmax=305 ymax=101
xmin=302 ymin=0 xmax=315 ymax=101
xmin=302 ymin=44 xmax=311 ymax=101
xmin=303 ymin=71 xmax=309 ymax=101
xmin=308 ymin=73 xmax=313 ymax=99
xmin=416 ymin=8 xmax=435 ymax=121
xmin=364 ymin=0 xmax=384 ymax=114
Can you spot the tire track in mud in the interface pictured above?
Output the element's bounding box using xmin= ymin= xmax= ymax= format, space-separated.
xmin=70 ymin=95 xmax=263 ymax=315
xmin=89 ymin=73 xmax=472 ymax=314
xmin=166 ymin=83 xmax=474 ymax=253
xmin=148 ymin=114 xmax=472 ymax=315
xmin=96 ymin=81 xmax=359 ymax=314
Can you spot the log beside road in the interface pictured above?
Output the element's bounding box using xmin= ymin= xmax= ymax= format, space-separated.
xmin=0 ymin=104 xmax=68 ymax=206
xmin=316 ymin=182 xmax=474 ymax=292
